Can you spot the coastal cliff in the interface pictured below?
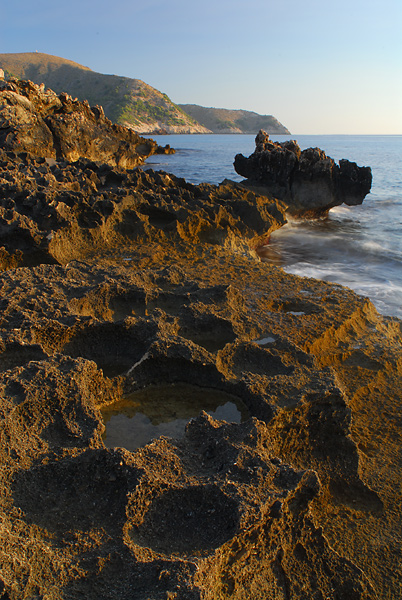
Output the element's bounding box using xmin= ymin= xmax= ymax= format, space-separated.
xmin=179 ymin=104 xmax=290 ymax=134
xmin=0 ymin=80 xmax=400 ymax=600
xmin=0 ymin=52 xmax=209 ymax=135
xmin=0 ymin=52 xmax=290 ymax=135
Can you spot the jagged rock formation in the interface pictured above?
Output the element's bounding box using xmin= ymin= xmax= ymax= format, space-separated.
xmin=0 ymin=149 xmax=285 ymax=271
xmin=0 ymin=78 xmax=164 ymax=168
xmin=0 ymin=85 xmax=400 ymax=600
xmin=234 ymin=130 xmax=372 ymax=217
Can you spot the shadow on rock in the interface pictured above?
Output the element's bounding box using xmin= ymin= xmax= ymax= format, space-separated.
xmin=129 ymin=484 xmax=240 ymax=557
xmin=12 ymin=449 xmax=141 ymax=535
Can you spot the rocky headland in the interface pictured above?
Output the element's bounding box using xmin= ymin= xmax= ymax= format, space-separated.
xmin=177 ymin=105 xmax=290 ymax=135
xmin=0 ymin=83 xmax=401 ymax=600
xmin=0 ymin=52 xmax=210 ymax=135
xmin=0 ymin=53 xmax=290 ymax=135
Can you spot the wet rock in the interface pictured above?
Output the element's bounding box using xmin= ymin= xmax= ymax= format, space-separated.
xmin=234 ymin=130 xmax=372 ymax=217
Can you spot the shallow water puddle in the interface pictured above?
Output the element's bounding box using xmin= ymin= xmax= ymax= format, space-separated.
xmin=101 ymin=382 xmax=249 ymax=451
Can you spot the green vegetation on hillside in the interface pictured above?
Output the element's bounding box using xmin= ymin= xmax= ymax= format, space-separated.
xmin=0 ymin=52 xmax=203 ymax=132
xmin=0 ymin=52 xmax=290 ymax=134
xmin=178 ymin=104 xmax=290 ymax=134
xmin=114 ymin=90 xmax=198 ymax=128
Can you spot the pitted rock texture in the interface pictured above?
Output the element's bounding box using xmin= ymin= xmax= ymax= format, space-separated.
xmin=0 ymin=247 xmax=400 ymax=599
xmin=234 ymin=130 xmax=372 ymax=217
xmin=0 ymin=149 xmax=285 ymax=270
xmin=0 ymin=78 xmax=162 ymax=169
xmin=0 ymin=97 xmax=399 ymax=598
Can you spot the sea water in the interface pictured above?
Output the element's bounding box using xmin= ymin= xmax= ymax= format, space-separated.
xmin=102 ymin=382 xmax=249 ymax=450
xmin=145 ymin=134 xmax=402 ymax=319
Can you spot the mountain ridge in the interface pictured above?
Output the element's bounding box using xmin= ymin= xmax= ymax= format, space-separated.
xmin=178 ymin=103 xmax=290 ymax=134
xmin=0 ymin=52 xmax=290 ymax=135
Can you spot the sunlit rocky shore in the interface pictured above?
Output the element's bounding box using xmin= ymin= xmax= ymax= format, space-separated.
xmin=0 ymin=79 xmax=401 ymax=600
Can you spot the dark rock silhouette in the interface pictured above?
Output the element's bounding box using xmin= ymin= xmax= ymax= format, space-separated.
xmin=234 ymin=130 xmax=372 ymax=217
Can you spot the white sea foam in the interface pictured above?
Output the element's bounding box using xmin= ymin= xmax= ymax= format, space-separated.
xmin=361 ymin=238 xmax=385 ymax=250
xmin=330 ymin=205 xmax=353 ymax=216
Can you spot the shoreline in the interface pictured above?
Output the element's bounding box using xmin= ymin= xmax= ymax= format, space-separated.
xmin=0 ymin=149 xmax=400 ymax=598
xmin=0 ymin=79 xmax=401 ymax=599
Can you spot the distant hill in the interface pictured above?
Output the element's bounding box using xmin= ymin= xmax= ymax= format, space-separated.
xmin=0 ymin=52 xmax=290 ymax=135
xmin=178 ymin=104 xmax=290 ymax=134
xmin=0 ymin=52 xmax=208 ymax=134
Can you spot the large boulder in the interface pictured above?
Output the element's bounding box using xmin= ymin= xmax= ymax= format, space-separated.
xmin=234 ymin=130 xmax=372 ymax=217
xmin=0 ymin=78 xmax=160 ymax=168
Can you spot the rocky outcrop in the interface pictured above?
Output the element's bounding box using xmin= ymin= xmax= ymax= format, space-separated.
xmin=234 ymin=130 xmax=372 ymax=217
xmin=0 ymin=78 xmax=164 ymax=168
xmin=0 ymin=149 xmax=285 ymax=271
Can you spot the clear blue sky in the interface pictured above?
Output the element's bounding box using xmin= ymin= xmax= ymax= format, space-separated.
xmin=2 ymin=0 xmax=401 ymax=134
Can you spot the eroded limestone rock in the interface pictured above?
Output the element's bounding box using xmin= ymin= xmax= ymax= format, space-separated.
xmin=0 ymin=149 xmax=286 ymax=270
xmin=0 ymin=248 xmax=400 ymax=599
xmin=234 ymin=130 xmax=372 ymax=217
xmin=0 ymin=94 xmax=399 ymax=600
xmin=0 ymin=78 xmax=161 ymax=168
